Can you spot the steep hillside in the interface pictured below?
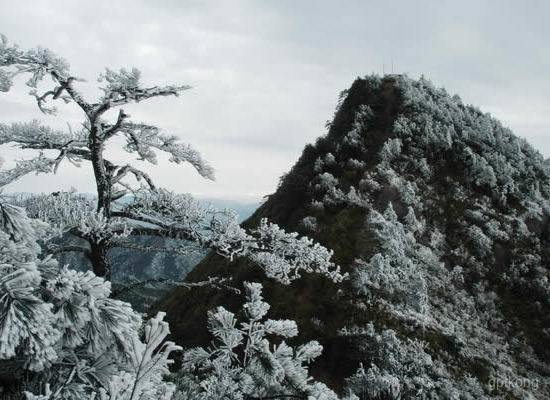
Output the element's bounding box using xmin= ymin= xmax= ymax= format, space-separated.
xmin=156 ymin=75 xmax=550 ymax=399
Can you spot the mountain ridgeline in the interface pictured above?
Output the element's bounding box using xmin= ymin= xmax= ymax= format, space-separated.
xmin=157 ymin=75 xmax=550 ymax=399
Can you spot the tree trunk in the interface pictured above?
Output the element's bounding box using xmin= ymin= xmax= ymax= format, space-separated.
xmin=91 ymin=152 xmax=112 ymax=217
xmin=90 ymin=241 xmax=111 ymax=280
xmin=95 ymin=176 xmax=112 ymax=216
xmin=89 ymin=126 xmax=112 ymax=217
xmin=87 ymin=125 xmax=115 ymax=279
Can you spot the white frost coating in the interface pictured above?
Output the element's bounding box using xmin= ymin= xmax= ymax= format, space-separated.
xmin=247 ymin=218 xmax=347 ymax=284
xmin=0 ymin=35 xmax=213 ymax=189
xmin=178 ymin=282 xmax=338 ymax=400
xmin=98 ymin=312 xmax=182 ymax=400
xmin=1 ymin=36 xmax=342 ymax=288
xmin=0 ymin=34 xmax=352 ymax=398
xmin=0 ymin=198 xmax=179 ymax=399
xmin=353 ymin=204 xmax=430 ymax=315
xmin=14 ymin=189 xmax=346 ymax=285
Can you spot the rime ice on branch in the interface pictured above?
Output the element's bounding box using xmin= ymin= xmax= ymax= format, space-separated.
xmin=0 ymin=35 xmax=344 ymax=285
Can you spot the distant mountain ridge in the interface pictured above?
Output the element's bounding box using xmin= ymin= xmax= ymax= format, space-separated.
xmin=2 ymin=193 xmax=260 ymax=311
xmin=157 ymin=75 xmax=550 ymax=399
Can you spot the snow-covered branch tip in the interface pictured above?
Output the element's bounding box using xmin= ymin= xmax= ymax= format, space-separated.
xmin=120 ymin=190 xmax=346 ymax=284
xmin=98 ymin=312 xmax=182 ymax=400
xmin=247 ymin=218 xmax=348 ymax=284
xmin=178 ymin=282 xmax=338 ymax=400
xmin=0 ymin=156 xmax=56 ymax=188
xmin=120 ymin=122 xmax=215 ymax=180
xmin=98 ymin=67 xmax=191 ymax=108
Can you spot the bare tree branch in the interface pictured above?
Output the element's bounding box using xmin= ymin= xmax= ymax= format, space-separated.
xmin=46 ymin=244 xmax=91 ymax=256
xmin=111 ymin=276 xmax=240 ymax=298
xmin=109 ymin=239 xmax=197 ymax=257
xmin=113 ymin=165 xmax=156 ymax=190
xmin=103 ymin=108 xmax=130 ymax=139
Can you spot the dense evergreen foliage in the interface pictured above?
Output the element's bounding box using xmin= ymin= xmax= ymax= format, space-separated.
xmin=2 ymin=33 xmax=549 ymax=398
xmin=0 ymin=36 xmax=344 ymax=399
xmin=160 ymin=75 xmax=550 ymax=399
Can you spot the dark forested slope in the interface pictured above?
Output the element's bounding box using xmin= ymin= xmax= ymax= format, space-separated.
xmin=157 ymin=75 xmax=550 ymax=399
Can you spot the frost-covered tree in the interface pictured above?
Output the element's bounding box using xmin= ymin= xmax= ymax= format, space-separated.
xmin=0 ymin=34 xmax=207 ymax=278
xmin=0 ymin=193 xmax=338 ymax=399
xmin=341 ymin=324 xmax=486 ymax=400
xmin=353 ymin=204 xmax=429 ymax=315
xmin=175 ymin=282 xmax=338 ymax=400
xmin=0 ymin=35 xmax=348 ymax=399
xmin=0 ymin=35 xmax=344 ymax=286
xmin=0 ymin=197 xmax=181 ymax=399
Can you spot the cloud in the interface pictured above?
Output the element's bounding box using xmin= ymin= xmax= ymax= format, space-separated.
xmin=1 ymin=0 xmax=549 ymax=199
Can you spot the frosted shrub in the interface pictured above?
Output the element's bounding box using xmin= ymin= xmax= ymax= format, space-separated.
xmin=0 ymin=201 xmax=179 ymax=400
xmin=353 ymin=205 xmax=430 ymax=315
xmin=347 ymin=158 xmax=366 ymax=169
xmin=316 ymin=172 xmax=339 ymax=192
xmin=176 ymin=282 xmax=338 ymax=400
xmin=301 ymin=215 xmax=319 ymax=232
xmin=467 ymin=225 xmax=493 ymax=258
xmin=324 ymin=152 xmax=336 ymax=165
xmin=342 ymin=324 xmax=434 ymax=399
xmin=379 ymin=138 xmax=402 ymax=165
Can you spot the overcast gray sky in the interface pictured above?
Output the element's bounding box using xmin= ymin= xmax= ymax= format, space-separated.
xmin=1 ymin=0 xmax=549 ymax=201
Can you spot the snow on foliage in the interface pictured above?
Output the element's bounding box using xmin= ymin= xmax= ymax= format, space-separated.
xmin=176 ymin=282 xmax=337 ymax=400
xmin=0 ymin=35 xmax=343 ymax=288
xmin=291 ymin=74 xmax=550 ymax=398
xmin=95 ymin=312 xmax=182 ymax=400
xmin=353 ymin=204 xmax=430 ymax=315
xmin=0 ymin=198 xmax=338 ymax=399
xmin=248 ymin=218 xmax=346 ymax=284
xmin=341 ymin=324 xmax=487 ymax=400
xmin=117 ymin=189 xmax=346 ymax=284
xmin=0 ymin=35 xmax=347 ymax=399
xmin=316 ymin=172 xmax=339 ymax=192
xmin=396 ymin=75 xmax=550 ymax=204
xmin=301 ymin=215 xmax=319 ymax=232
xmin=0 ymin=199 xmax=179 ymax=399
xmin=379 ymin=138 xmax=402 ymax=165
